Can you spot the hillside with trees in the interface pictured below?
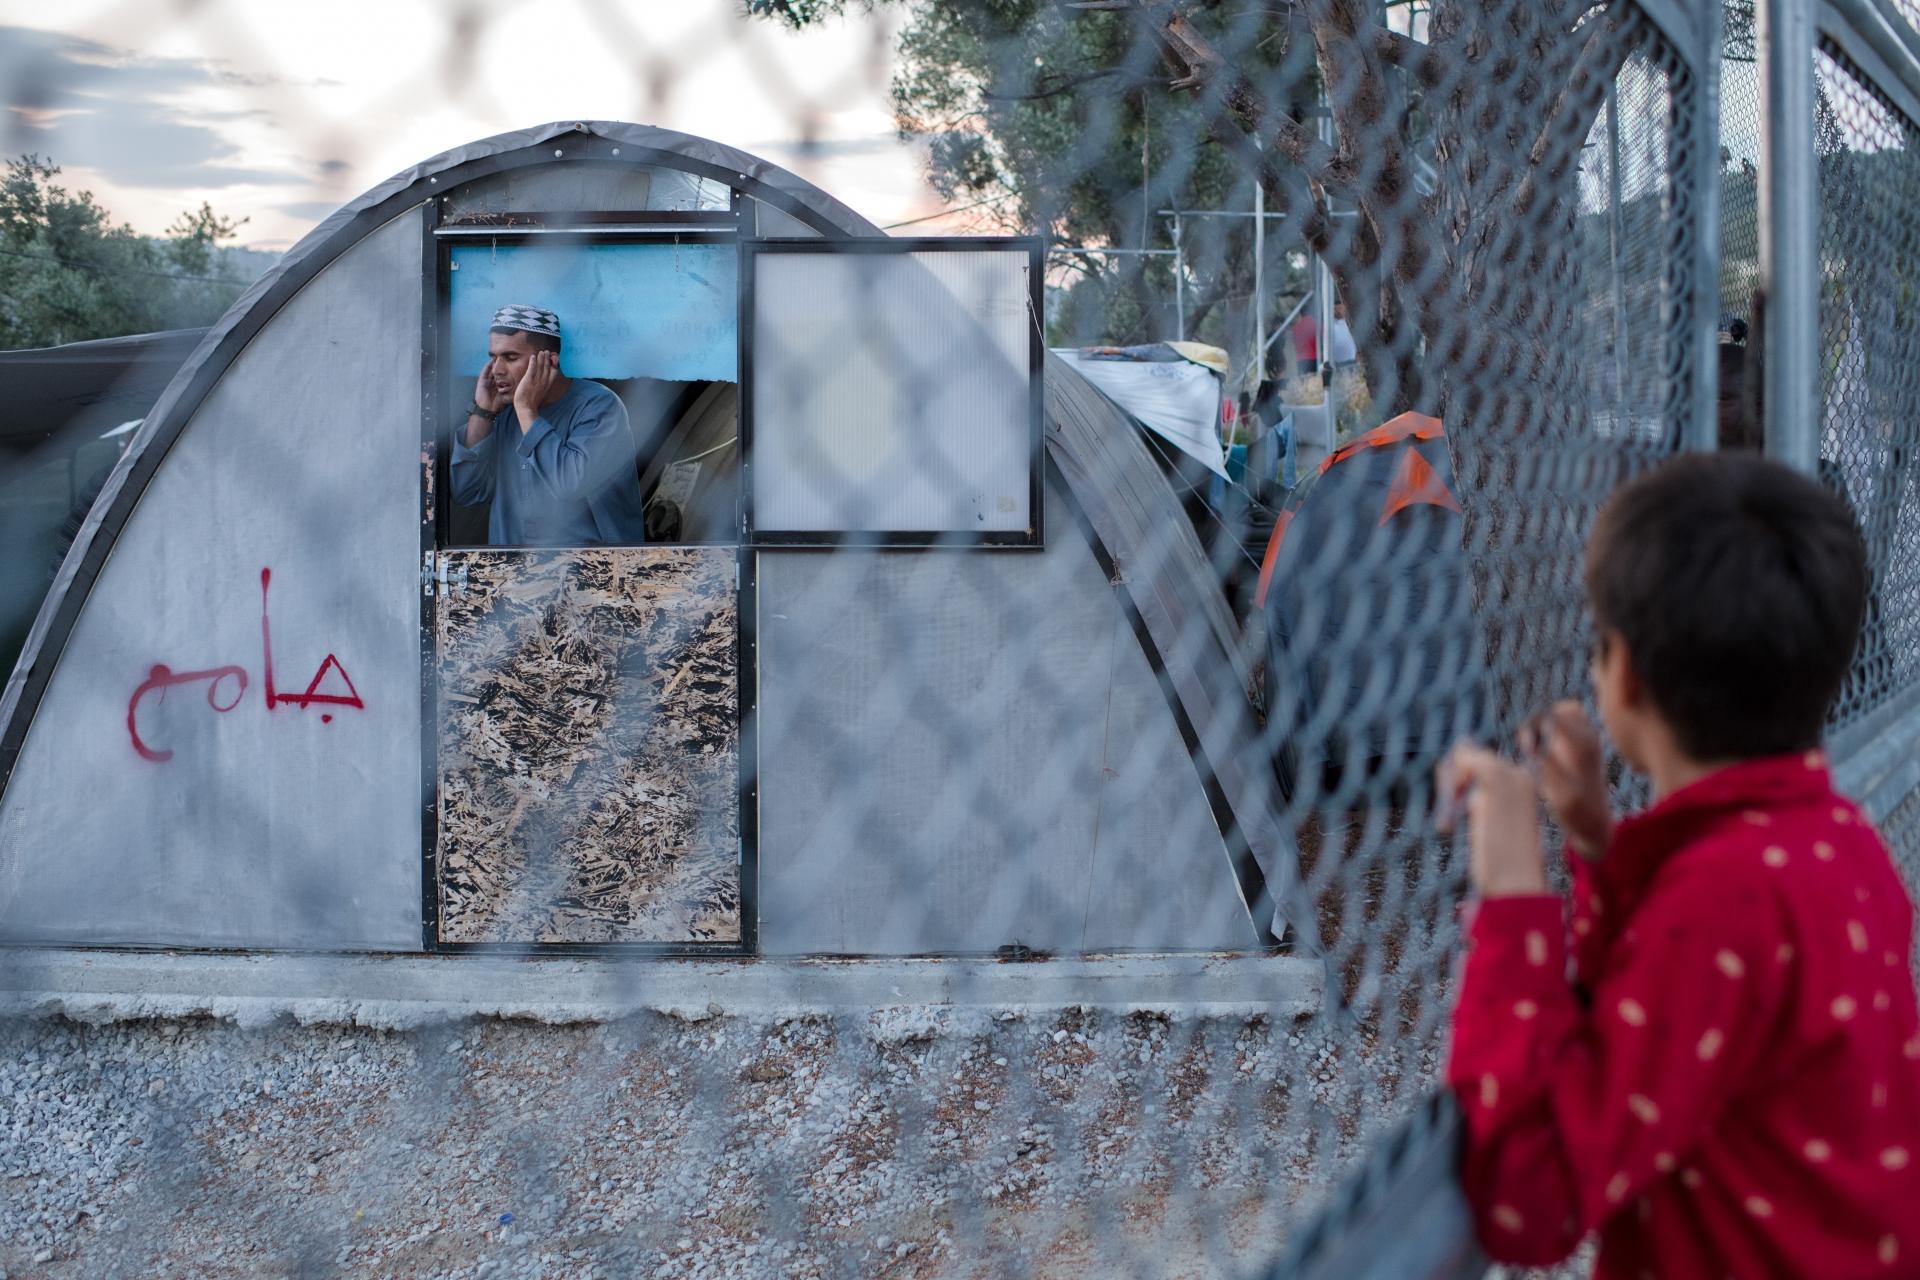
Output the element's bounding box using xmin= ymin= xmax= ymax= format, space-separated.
xmin=0 ymin=155 xmax=271 ymax=350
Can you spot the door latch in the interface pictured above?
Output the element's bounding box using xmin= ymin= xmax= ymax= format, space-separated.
xmin=423 ymin=551 xmax=468 ymax=598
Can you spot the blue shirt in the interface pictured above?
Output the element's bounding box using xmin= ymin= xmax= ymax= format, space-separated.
xmin=450 ymin=379 xmax=648 ymax=546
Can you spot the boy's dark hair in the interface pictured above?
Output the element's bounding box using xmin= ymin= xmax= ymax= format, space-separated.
xmin=490 ymin=325 xmax=560 ymax=354
xmin=1586 ymin=452 xmax=1867 ymax=760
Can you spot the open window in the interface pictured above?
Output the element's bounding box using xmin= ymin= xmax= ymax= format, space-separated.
xmin=436 ymin=213 xmax=743 ymax=549
xmin=741 ymin=237 xmax=1045 ymax=547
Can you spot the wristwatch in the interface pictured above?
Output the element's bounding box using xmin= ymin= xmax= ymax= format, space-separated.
xmin=466 ymin=401 xmax=494 ymax=419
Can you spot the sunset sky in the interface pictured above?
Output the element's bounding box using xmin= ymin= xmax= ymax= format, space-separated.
xmin=0 ymin=0 xmax=949 ymax=251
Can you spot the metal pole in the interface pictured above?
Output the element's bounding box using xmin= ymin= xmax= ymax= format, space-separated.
xmin=1759 ymin=0 xmax=1820 ymax=472
xmin=1253 ymin=162 xmax=1267 ymax=388
xmin=1683 ymin=0 xmax=1725 ymax=452
xmin=1141 ymin=94 xmax=1151 ymax=252
xmin=1156 ymin=210 xmax=1292 ymax=220
xmin=1606 ymin=83 xmax=1630 ymax=418
xmin=1174 ymin=213 xmax=1186 ymax=343
xmin=1317 ymin=99 xmax=1336 ymax=455
xmin=1268 ymin=292 xmax=1314 ymax=353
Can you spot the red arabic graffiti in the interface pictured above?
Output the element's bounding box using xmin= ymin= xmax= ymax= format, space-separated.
xmin=125 ymin=665 xmax=249 ymax=763
xmin=126 ymin=567 xmax=366 ymax=763
xmin=257 ymin=568 xmax=363 ymax=723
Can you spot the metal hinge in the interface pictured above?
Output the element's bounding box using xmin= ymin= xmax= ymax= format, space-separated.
xmin=422 ymin=550 xmax=435 ymax=598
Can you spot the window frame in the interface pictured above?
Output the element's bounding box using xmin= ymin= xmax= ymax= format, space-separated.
xmin=427 ymin=211 xmax=743 ymax=553
xmin=737 ymin=236 xmax=1047 ymax=550
xmin=419 ymin=204 xmax=759 ymax=958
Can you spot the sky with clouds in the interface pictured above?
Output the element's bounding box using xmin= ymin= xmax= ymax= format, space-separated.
xmin=0 ymin=0 xmax=947 ymax=251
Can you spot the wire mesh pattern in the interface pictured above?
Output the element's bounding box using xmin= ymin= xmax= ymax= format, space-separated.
xmin=1259 ymin=7 xmax=1696 ymax=1043
xmin=7 ymin=1 xmax=1920 ymax=1278
xmin=1814 ymin=41 xmax=1920 ymax=735
xmin=1720 ymin=4 xmax=1762 ymax=328
xmin=1881 ymin=784 xmax=1920 ymax=891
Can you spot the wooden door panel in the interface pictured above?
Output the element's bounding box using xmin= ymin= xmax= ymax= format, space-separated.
xmin=434 ymin=547 xmax=740 ymax=944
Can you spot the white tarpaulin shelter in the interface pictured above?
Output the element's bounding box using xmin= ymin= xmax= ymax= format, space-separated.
xmin=1053 ymin=345 xmax=1228 ymax=478
xmin=0 ymin=122 xmax=1296 ymax=959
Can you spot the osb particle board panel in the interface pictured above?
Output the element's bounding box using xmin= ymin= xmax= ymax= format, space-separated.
xmin=435 ymin=548 xmax=739 ymax=944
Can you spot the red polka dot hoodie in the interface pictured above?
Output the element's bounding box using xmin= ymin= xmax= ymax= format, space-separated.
xmin=1447 ymin=752 xmax=1920 ymax=1276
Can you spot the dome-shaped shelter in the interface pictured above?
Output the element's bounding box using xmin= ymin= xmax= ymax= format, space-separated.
xmin=0 ymin=122 xmax=1295 ymax=960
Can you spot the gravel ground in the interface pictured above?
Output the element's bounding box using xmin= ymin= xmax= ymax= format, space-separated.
xmin=0 ymin=1005 xmax=1439 ymax=1278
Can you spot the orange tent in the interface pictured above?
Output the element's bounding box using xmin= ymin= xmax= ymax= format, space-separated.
xmin=1255 ymin=413 xmax=1475 ymax=775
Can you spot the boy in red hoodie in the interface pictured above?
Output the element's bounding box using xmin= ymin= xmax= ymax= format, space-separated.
xmin=1440 ymin=453 xmax=1920 ymax=1277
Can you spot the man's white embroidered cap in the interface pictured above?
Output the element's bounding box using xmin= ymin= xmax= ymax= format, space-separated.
xmin=491 ymin=304 xmax=560 ymax=338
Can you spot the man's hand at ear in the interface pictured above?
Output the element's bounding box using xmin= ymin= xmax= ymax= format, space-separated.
xmin=474 ymin=359 xmax=506 ymax=415
xmin=513 ymin=349 xmax=558 ymax=432
xmin=464 ymin=360 xmax=506 ymax=446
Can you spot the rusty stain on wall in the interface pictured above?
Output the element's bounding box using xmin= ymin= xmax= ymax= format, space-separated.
xmin=435 ymin=548 xmax=739 ymax=944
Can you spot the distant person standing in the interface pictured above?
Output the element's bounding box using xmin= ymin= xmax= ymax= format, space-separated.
xmin=1717 ymin=317 xmax=1759 ymax=452
xmin=1245 ymin=379 xmax=1298 ymax=500
xmin=451 ymin=304 xmax=648 ymax=547
xmin=1319 ymin=302 xmax=1361 ymax=440
xmin=1290 ymin=311 xmax=1318 ymax=377
xmin=1328 ymin=302 xmax=1358 ymax=370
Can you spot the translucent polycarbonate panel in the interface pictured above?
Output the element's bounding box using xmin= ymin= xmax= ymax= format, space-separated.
xmin=747 ymin=245 xmax=1038 ymax=540
xmin=754 ymin=479 xmax=1255 ymax=956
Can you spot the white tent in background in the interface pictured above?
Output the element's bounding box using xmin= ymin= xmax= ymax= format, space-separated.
xmin=1053 ymin=342 xmax=1229 ymax=479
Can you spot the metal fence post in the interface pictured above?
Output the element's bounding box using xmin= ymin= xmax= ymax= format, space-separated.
xmin=1685 ymin=0 xmax=1725 ymax=451
xmin=1607 ymin=84 xmax=1630 ymax=416
xmin=1759 ymin=0 xmax=1821 ymax=472
xmin=1254 ymin=150 xmax=1268 ymax=389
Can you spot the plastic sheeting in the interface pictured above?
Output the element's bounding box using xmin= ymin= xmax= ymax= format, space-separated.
xmin=0 ymin=329 xmax=206 ymax=451
xmin=1052 ymin=350 xmax=1227 ymax=479
xmin=449 ymin=242 xmax=736 ymax=383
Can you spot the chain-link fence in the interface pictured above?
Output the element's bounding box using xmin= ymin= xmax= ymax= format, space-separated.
xmin=1817 ymin=42 xmax=1920 ymax=738
xmin=0 ymin=1 xmax=1915 ymax=1278
xmin=1808 ymin=5 xmax=1920 ymax=942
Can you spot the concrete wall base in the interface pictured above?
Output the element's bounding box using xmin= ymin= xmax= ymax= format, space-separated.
xmin=0 ymin=948 xmax=1323 ymax=1030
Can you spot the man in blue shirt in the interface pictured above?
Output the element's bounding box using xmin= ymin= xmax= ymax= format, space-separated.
xmin=451 ymin=303 xmax=649 ymax=545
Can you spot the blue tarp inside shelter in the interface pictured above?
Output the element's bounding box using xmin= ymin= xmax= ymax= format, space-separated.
xmin=448 ymin=241 xmax=737 ymax=382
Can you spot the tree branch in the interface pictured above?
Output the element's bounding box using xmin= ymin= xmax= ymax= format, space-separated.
xmin=1372 ymin=27 xmax=1446 ymax=89
xmin=1512 ymin=7 xmax=1643 ymax=219
xmin=984 ymin=68 xmax=1121 ymax=102
xmin=1111 ymin=1 xmax=1359 ymax=197
xmin=1059 ymin=248 xmax=1115 ymax=279
xmin=1182 ymin=264 xmax=1241 ymax=336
